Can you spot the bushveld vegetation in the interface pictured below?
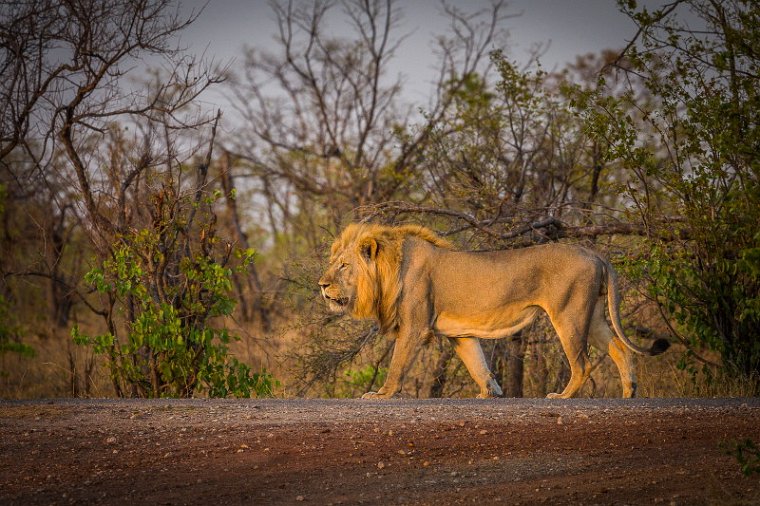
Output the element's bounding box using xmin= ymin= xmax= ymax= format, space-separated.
xmin=1 ymin=0 xmax=758 ymax=398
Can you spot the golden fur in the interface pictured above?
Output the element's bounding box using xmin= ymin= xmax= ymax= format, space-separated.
xmin=326 ymin=223 xmax=452 ymax=332
xmin=319 ymin=223 xmax=669 ymax=399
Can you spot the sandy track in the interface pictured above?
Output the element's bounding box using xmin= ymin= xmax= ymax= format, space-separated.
xmin=1 ymin=398 xmax=759 ymax=505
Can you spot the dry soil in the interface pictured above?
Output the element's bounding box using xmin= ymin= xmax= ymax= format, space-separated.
xmin=1 ymin=398 xmax=759 ymax=505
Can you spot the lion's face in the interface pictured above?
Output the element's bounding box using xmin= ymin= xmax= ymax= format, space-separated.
xmin=318 ymin=250 xmax=358 ymax=314
xmin=319 ymin=230 xmax=379 ymax=316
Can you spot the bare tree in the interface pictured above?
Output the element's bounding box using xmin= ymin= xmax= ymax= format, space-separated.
xmin=0 ymin=0 xmax=224 ymax=301
xmin=224 ymin=0 xmax=514 ymax=395
xmin=1 ymin=0 xmax=222 ymax=233
xmin=227 ymin=0 xmax=512 ymax=242
xmin=0 ymin=0 xmax=243 ymax=397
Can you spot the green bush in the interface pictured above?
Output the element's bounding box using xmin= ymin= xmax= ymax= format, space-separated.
xmin=724 ymin=439 xmax=760 ymax=476
xmin=73 ymin=185 xmax=275 ymax=398
xmin=0 ymin=294 xmax=34 ymax=359
xmin=572 ymin=1 xmax=760 ymax=385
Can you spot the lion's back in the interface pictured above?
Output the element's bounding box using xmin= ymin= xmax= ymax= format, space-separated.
xmin=401 ymin=241 xmax=605 ymax=317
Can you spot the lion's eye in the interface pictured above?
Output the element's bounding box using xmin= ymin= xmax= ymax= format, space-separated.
xmin=339 ymin=262 xmax=348 ymax=270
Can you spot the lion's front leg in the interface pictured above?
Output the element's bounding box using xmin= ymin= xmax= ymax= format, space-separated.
xmin=361 ymin=279 xmax=432 ymax=400
xmin=361 ymin=325 xmax=427 ymax=400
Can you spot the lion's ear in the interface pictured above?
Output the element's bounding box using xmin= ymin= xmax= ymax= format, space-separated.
xmin=359 ymin=237 xmax=379 ymax=262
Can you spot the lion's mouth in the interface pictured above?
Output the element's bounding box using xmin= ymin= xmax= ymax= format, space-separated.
xmin=322 ymin=293 xmax=349 ymax=311
xmin=325 ymin=295 xmax=349 ymax=306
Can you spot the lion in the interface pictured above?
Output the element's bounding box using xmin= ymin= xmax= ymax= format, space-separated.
xmin=318 ymin=223 xmax=669 ymax=399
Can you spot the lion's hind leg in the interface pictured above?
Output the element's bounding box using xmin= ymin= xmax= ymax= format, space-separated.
xmin=609 ymin=338 xmax=637 ymax=398
xmin=588 ymin=301 xmax=637 ymax=398
xmin=546 ymin=312 xmax=593 ymax=400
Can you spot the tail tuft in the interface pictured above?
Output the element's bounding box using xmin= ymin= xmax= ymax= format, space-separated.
xmin=650 ymin=338 xmax=670 ymax=356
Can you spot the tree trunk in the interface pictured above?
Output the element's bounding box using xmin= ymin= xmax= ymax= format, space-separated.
xmin=428 ymin=345 xmax=454 ymax=398
xmin=490 ymin=336 xmax=525 ymax=398
xmin=220 ymin=152 xmax=271 ymax=331
xmin=553 ymin=354 xmax=571 ymax=397
xmin=503 ymin=336 xmax=525 ymax=398
xmin=533 ymin=340 xmax=549 ymax=397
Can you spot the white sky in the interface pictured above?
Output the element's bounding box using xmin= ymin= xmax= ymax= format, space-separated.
xmin=176 ymin=1 xmax=649 ymax=107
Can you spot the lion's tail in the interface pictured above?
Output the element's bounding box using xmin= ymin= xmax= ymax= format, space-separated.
xmin=605 ymin=261 xmax=670 ymax=356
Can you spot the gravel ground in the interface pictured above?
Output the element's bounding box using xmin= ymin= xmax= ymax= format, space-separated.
xmin=1 ymin=397 xmax=759 ymax=505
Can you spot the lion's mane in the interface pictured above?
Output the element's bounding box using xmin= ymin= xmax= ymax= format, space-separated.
xmin=331 ymin=223 xmax=452 ymax=331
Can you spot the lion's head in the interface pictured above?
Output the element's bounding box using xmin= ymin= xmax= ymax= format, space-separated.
xmin=318 ymin=223 xmax=451 ymax=331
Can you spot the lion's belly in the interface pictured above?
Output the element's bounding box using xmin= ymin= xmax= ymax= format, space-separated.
xmin=433 ymin=307 xmax=538 ymax=339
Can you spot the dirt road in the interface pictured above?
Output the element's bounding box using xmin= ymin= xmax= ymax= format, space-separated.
xmin=1 ymin=398 xmax=759 ymax=505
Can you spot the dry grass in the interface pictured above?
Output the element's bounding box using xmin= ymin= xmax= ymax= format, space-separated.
xmin=0 ymin=332 xmax=111 ymax=399
xmin=3 ymin=318 xmax=757 ymax=400
xmin=637 ymin=344 xmax=759 ymax=398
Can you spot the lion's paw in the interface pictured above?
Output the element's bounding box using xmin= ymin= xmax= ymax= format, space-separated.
xmin=361 ymin=390 xmax=405 ymax=399
xmin=361 ymin=391 xmax=389 ymax=400
xmin=546 ymin=392 xmax=564 ymax=399
xmin=477 ymin=379 xmax=503 ymax=398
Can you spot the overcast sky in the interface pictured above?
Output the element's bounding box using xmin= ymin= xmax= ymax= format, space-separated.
xmin=176 ymin=1 xmax=654 ymax=111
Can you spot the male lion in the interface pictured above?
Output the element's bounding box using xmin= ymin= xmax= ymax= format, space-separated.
xmin=318 ymin=223 xmax=669 ymax=399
